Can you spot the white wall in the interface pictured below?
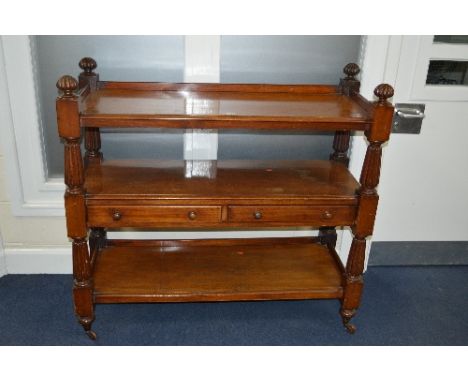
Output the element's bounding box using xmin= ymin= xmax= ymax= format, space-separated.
xmin=0 ymin=143 xmax=70 ymax=273
xmin=0 ymin=38 xmax=71 ymax=274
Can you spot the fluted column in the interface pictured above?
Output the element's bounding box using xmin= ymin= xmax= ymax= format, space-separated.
xmin=57 ymin=74 xmax=96 ymax=340
xmin=340 ymin=83 xmax=394 ymax=333
xmin=78 ymin=57 xmax=103 ymax=165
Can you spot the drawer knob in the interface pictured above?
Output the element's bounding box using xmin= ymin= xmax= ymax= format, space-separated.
xmin=188 ymin=211 xmax=197 ymax=220
xmin=323 ymin=211 xmax=333 ymax=220
xmin=112 ymin=211 xmax=122 ymax=221
xmin=253 ymin=211 xmax=262 ymax=220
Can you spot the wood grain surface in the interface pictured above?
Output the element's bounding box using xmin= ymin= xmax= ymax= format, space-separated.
xmin=93 ymin=237 xmax=343 ymax=303
xmin=84 ymin=160 xmax=360 ymax=204
xmin=56 ymin=59 xmax=394 ymax=337
xmin=79 ymin=84 xmax=373 ymax=129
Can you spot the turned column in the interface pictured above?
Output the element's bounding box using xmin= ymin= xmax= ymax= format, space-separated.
xmin=329 ymin=130 xmax=351 ymax=166
xmin=79 ymin=57 xmax=106 ymax=256
xmin=331 ymin=63 xmax=361 ymax=166
xmin=340 ymin=83 xmax=394 ymax=333
xmin=84 ymin=126 xmax=102 ymax=163
xmin=321 ymin=64 xmax=362 ymax=247
xmin=78 ymin=57 xmax=103 ymax=164
xmin=56 ymin=75 xmax=96 ymax=340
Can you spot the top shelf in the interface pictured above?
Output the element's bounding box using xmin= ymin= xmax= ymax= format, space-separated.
xmin=79 ymin=82 xmax=374 ymax=130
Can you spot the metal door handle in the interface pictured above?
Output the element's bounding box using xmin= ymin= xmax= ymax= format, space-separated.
xmin=392 ymin=103 xmax=425 ymax=134
xmin=396 ymin=108 xmax=425 ymax=119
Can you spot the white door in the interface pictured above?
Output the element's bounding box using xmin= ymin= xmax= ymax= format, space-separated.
xmin=372 ymin=36 xmax=468 ymax=245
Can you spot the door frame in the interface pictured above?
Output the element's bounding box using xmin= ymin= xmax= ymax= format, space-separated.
xmin=0 ymin=36 xmax=65 ymax=216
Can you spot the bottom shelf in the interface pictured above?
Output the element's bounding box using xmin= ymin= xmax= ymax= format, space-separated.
xmin=93 ymin=237 xmax=344 ymax=303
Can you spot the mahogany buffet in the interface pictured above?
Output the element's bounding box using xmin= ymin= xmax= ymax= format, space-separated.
xmin=55 ymin=58 xmax=394 ymax=339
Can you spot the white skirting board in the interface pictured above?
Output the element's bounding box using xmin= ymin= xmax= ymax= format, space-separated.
xmin=0 ymin=233 xmax=7 ymax=276
xmin=0 ymin=251 xmax=6 ymax=277
xmin=4 ymin=247 xmax=72 ymax=274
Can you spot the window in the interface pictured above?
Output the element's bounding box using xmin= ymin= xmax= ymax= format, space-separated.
xmin=434 ymin=35 xmax=468 ymax=44
xmin=34 ymin=36 xmax=185 ymax=178
xmin=426 ymin=60 xmax=468 ymax=85
xmin=35 ymin=35 xmax=361 ymax=176
xmin=218 ymin=35 xmax=361 ymax=161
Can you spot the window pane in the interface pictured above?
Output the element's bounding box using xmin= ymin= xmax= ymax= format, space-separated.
xmin=219 ymin=35 xmax=361 ymax=160
xmin=220 ymin=35 xmax=360 ymax=84
xmin=35 ymin=36 xmax=185 ymax=178
xmin=426 ymin=60 xmax=468 ymax=85
xmin=434 ymin=35 xmax=468 ymax=44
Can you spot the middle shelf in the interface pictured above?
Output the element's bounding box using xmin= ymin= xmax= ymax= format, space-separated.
xmin=84 ymin=160 xmax=360 ymax=229
xmin=85 ymin=159 xmax=359 ymax=203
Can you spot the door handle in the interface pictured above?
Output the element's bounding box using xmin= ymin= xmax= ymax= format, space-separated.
xmin=396 ymin=108 xmax=425 ymax=119
xmin=392 ymin=103 xmax=426 ymax=134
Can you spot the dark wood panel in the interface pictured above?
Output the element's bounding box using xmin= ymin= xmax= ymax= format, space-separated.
xmin=87 ymin=204 xmax=356 ymax=228
xmin=80 ymin=116 xmax=370 ymax=130
xmin=93 ymin=238 xmax=344 ymax=303
xmin=99 ymin=81 xmax=340 ymax=93
xmin=107 ymin=236 xmax=320 ymax=247
xmin=228 ymin=205 xmax=356 ymax=226
xmin=87 ymin=205 xmax=222 ymax=228
xmin=84 ymin=160 xmax=360 ymax=204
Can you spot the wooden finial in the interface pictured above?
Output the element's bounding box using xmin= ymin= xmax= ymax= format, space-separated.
xmin=79 ymin=57 xmax=97 ymax=74
xmin=374 ymin=83 xmax=394 ymax=104
xmin=343 ymin=63 xmax=360 ymax=80
xmin=56 ymin=75 xmax=78 ymax=97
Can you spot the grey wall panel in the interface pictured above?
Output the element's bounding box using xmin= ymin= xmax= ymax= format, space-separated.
xmin=220 ymin=35 xmax=360 ymax=84
xmin=218 ymin=131 xmax=334 ymax=160
xmin=100 ymin=130 xmax=184 ymax=160
xmin=35 ymin=36 xmax=185 ymax=177
xmin=219 ymin=35 xmax=361 ymax=160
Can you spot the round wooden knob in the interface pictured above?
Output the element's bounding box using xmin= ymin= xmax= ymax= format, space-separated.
xmin=374 ymin=83 xmax=394 ymax=104
xmin=323 ymin=211 xmax=333 ymax=220
xmin=56 ymin=75 xmax=78 ymax=97
xmin=112 ymin=211 xmax=122 ymax=221
xmin=253 ymin=211 xmax=262 ymax=220
xmin=79 ymin=57 xmax=97 ymax=74
xmin=343 ymin=63 xmax=360 ymax=80
xmin=188 ymin=211 xmax=197 ymax=220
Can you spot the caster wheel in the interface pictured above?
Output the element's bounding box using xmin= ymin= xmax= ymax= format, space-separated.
xmin=86 ymin=330 xmax=97 ymax=340
xmin=345 ymin=323 xmax=356 ymax=334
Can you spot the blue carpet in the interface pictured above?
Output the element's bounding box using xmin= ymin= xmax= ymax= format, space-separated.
xmin=0 ymin=266 xmax=467 ymax=345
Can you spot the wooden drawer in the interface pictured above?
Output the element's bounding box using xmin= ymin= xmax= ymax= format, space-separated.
xmin=87 ymin=205 xmax=222 ymax=228
xmin=227 ymin=205 xmax=355 ymax=226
